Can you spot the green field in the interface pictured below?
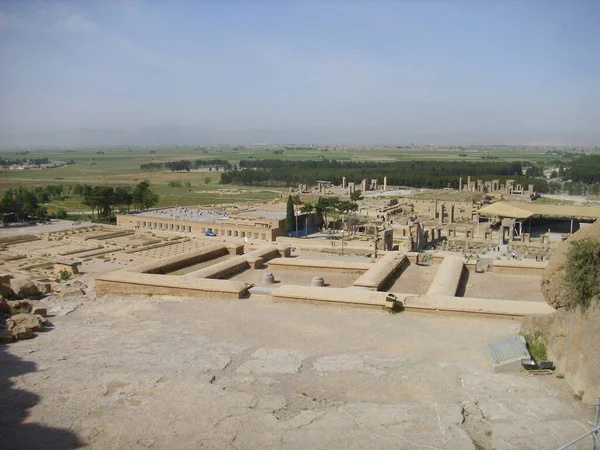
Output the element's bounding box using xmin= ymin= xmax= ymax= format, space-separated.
xmin=0 ymin=145 xmax=586 ymax=214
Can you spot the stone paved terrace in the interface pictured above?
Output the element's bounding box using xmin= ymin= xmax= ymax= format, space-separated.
xmin=0 ymin=296 xmax=594 ymax=449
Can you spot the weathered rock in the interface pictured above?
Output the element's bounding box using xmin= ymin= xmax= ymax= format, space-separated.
xmin=11 ymin=325 xmax=34 ymax=340
xmin=0 ymin=298 xmax=10 ymax=314
xmin=546 ymin=303 xmax=600 ymax=404
xmin=529 ymin=219 xmax=600 ymax=405
xmin=0 ymin=283 xmax=13 ymax=299
xmin=36 ymin=282 xmax=52 ymax=294
xmin=520 ymin=313 xmax=556 ymax=342
xmin=31 ymin=307 xmax=47 ymax=317
xmin=0 ymin=328 xmax=14 ymax=343
xmin=9 ymin=276 xmax=41 ymax=299
xmin=61 ymin=288 xmax=85 ymax=298
xmin=0 ymin=274 xmax=13 ymax=284
xmin=541 ymin=220 xmax=600 ymax=309
xmin=7 ymin=300 xmax=32 ymax=314
xmin=7 ymin=313 xmax=44 ymax=332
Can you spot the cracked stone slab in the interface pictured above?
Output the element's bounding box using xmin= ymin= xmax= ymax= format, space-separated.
xmin=313 ymin=354 xmax=404 ymax=377
xmin=237 ymin=348 xmax=306 ymax=374
xmin=490 ymin=419 xmax=592 ymax=450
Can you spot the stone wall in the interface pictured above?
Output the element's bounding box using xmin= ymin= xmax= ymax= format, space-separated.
xmin=522 ymin=219 xmax=600 ymax=404
xmin=522 ymin=304 xmax=600 ymax=404
xmin=116 ymin=214 xmax=280 ymax=241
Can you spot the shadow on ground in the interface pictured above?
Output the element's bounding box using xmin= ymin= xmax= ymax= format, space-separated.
xmin=0 ymin=320 xmax=84 ymax=449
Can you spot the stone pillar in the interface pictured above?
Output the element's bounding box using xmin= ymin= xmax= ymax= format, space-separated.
xmin=361 ymin=179 xmax=367 ymax=192
xmin=459 ymin=177 xmax=462 ymax=191
xmin=449 ymin=205 xmax=455 ymax=223
xmin=383 ymin=176 xmax=387 ymax=191
xmin=342 ymin=177 xmax=347 ymax=189
xmin=261 ymin=272 xmax=275 ymax=284
xmin=311 ymin=276 xmax=325 ymax=287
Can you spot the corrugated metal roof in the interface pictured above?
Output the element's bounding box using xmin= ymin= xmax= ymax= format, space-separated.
xmin=488 ymin=335 xmax=530 ymax=366
xmin=478 ymin=201 xmax=600 ymax=219
xmin=506 ymin=202 xmax=600 ymax=219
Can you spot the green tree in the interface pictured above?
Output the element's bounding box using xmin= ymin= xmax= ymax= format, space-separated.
xmin=132 ymin=180 xmax=159 ymax=211
xmin=317 ymin=197 xmax=340 ymax=230
xmin=56 ymin=208 xmax=68 ymax=219
xmin=564 ymin=239 xmax=600 ymax=310
xmin=114 ymin=186 xmax=133 ymax=213
xmin=314 ymin=198 xmax=324 ymax=231
xmin=336 ymin=200 xmax=359 ymax=233
xmin=300 ymin=202 xmax=315 ymax=237
xmin=350 ymin=190 xmax=363 ymax=201
xmin=35 ymin=206 xmax=48 ymax=223
xmin=292 ymin=195 xmax=302 ymax=234
xmin=285 ymin=195 xmax=296 ymax=233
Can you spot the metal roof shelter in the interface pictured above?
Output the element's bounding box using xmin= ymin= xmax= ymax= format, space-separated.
xmin=488 ymin=335 xmax=531 ymax=372
xmin=478 ymin=201 xmax=600 ymax=220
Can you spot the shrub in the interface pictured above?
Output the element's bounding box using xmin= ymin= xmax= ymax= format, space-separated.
xmin=168 ymin=180 xmax=183 ymax=188
xmin=58 ymin=270 xmax=71 ymax=282
xmin=523 ymin=335 xmax=547 ymax=362
xmin=56 ymin=208 xmax=68 ymax=219
xmin=564 ymin=239 xmax=600 ymax=310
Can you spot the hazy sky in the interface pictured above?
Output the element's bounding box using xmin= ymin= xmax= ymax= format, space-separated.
xmin=1 ymin=0 xmax=599 ymax=145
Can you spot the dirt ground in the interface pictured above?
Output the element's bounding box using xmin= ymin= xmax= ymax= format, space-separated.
xmin=386 ymin=264 xmax=439 ymax=294
xmin=0 ymin=294 xmax=595 ymax=450
xmin=0 ymin=220 xmax=93 ymax=237
xmin=462 ymin=273 xmax=546 ymax=302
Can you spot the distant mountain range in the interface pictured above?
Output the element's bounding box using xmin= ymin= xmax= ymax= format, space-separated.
xmin=0 ymin=125 xmax=598 ymax=148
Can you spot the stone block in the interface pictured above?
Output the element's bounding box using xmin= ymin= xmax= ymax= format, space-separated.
xmin=32 ymin=307 xmax=47 ymax=317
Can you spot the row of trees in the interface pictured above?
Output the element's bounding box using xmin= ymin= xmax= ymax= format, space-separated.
xmin=546 ymin=181 xmax=600 ymax=197
xmin=285 ymin=194 xmax=362 ymax=234
xmin=0 ymin=188 xmax=49 ymax=222
xmin=237 ymin=158 xmax=525 ymax=174
xmin=566 ymin=155 xmax=600 ymax=184
xmin=79 ymin=181 xmax=159 ymax=222
xmin=0 ymin=156 xmax=50 ymax=166
xmin=222 ymin=159 xmax=549 ymax=192
xmin=0 ymin=181 xmax=159 ymax=224
xmin=141 ymin=159 xmax=232 ymax=172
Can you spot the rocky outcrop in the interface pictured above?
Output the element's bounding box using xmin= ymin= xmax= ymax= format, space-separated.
xmin=0 ymin=283 xmax=13 ymax=299
xmin=0 ymin=298 xmax=10 ymax=315
xmin=7 ymin=300 xmax=32 ymax=314
xmin=9 ymin=276 xmax=41 ymax=299
xmin=541 ymin=220 xmax=600 ymax=309
xmin=5 ymin=312 xmax=45 ymax=341
xmin=522 ymin=219 xmax=600 ymax=404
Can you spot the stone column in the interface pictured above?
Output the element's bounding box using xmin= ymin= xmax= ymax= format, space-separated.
xmin=383 ymin=176 xmax=387 ymax=191
xmin=342 ymin=177 xmax=347 ymax=189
